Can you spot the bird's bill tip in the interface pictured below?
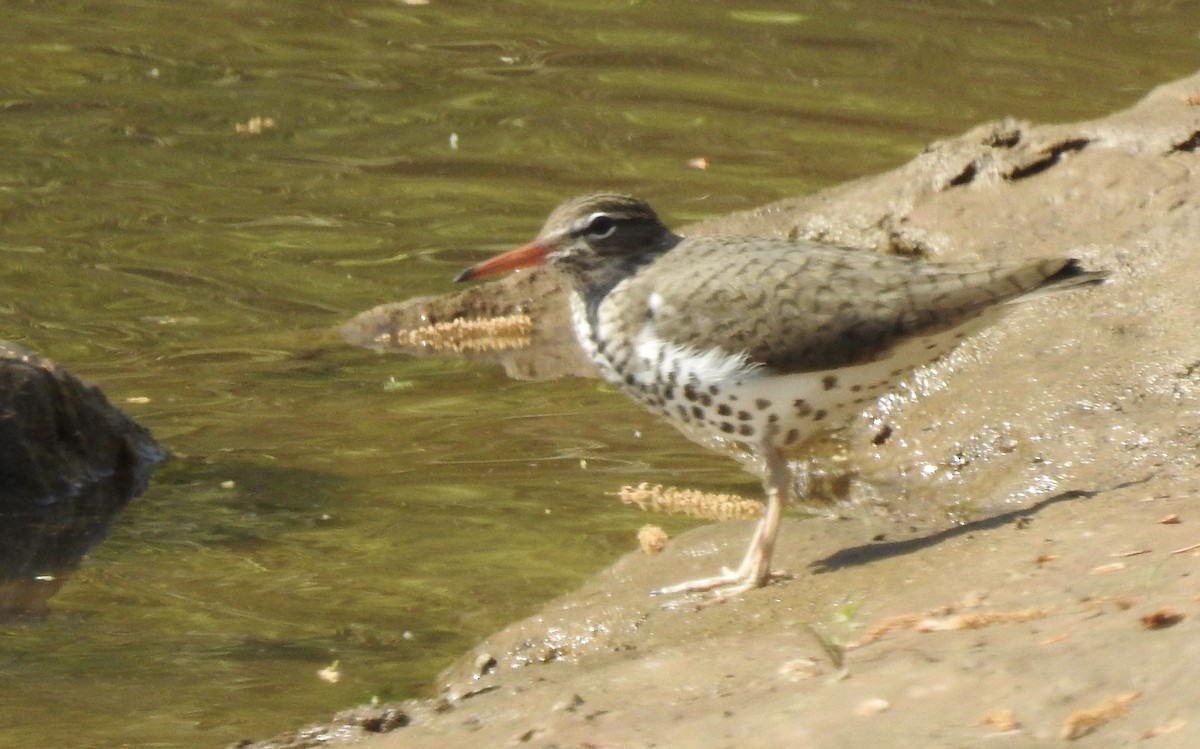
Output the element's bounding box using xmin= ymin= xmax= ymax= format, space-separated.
xmin=453 ymin=241 xmax=549 ymax=283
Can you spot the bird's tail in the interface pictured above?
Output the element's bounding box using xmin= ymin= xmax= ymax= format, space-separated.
xmin=1043 ymin=258 xmax=1111 ymax=288
xmin=1010 ymin=258 xmax=1111 ymax=303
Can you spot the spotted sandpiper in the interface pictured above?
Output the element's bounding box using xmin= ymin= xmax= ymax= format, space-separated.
xmin=454 ymin=194 xmax=1108 ymax=597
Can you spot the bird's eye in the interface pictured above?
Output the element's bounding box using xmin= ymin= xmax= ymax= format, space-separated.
xmin=582 ymin=213 xmax=617 ymax=240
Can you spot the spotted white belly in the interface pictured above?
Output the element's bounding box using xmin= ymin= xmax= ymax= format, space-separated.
xmin=569 ymin=289 xmax=998 ymax=458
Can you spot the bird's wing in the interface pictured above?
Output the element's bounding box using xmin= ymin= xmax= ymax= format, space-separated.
xmin=614 ymin=238 xmax=1078 ymax=373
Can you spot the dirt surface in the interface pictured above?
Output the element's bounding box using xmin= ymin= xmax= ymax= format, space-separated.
xmin=254 ymin=70 xmax=1200 ymax=748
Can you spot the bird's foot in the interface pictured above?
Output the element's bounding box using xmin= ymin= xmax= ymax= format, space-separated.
xmin=651 ymin=566 xmax=791 ymax=599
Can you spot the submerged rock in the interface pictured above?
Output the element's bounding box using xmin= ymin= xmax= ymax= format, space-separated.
xmin=0 ymin=342 xmax=167 ymax=622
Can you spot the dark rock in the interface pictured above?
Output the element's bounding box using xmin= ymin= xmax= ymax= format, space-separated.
xmin=0 ymin=342 xmax=167 ymax=622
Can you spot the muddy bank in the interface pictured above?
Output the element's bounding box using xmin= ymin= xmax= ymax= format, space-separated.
xmin=243 ymin=70 xmax=1200 ymax=748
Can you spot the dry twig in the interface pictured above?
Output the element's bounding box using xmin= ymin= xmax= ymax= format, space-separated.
xmin=1061 ymin=691 xmax=1140 ymax=740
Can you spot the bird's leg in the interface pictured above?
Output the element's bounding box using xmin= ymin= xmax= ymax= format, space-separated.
xmin=652 ymin=447 xmax=791 ymax=598
xmin=732 ymin=445 xmax=790 ymax=585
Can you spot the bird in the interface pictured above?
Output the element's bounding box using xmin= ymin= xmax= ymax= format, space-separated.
xmin=453 ymin=193 xmax=1108 ymax=597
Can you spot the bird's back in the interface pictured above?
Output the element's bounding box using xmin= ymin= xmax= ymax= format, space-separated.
xmin=612 ymin=237 xmax=1106 ymax=374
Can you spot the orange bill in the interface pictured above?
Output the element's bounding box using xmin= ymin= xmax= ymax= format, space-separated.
xmin=453 ymin=242 xmax=549 ymax=282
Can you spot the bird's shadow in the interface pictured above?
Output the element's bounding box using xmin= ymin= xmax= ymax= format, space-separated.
xmin=810 ymin=487 xmax=1106 ymax=573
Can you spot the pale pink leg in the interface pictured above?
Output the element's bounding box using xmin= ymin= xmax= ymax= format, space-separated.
xmin=653 ymin=447 xmax=791 ymax=598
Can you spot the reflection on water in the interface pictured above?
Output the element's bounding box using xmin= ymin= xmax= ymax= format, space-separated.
xmin=1 ymin=0 xmax=1197 ymax=746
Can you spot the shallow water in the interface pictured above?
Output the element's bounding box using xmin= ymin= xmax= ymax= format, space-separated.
xmin=1 ymin=1 xmax=1197 ymax=746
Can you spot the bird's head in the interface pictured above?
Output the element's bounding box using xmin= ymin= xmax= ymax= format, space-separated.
xmin=453 ymin=194 xmax=679 ymax=292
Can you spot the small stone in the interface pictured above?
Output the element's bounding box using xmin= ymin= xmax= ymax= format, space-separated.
xmin=551 ymin=693 xmax=585 ymax=712
xmin=978 ymin=709 xmax=1019 ymax=731
xmin=777 ymin=657 xmax=823 ymax=681
xmin=474 ymin=653 xmax=498 ymax=677
xmin=855 ymin=697 xmax=890 ymax=716
xmin=513 ymin=726 xmax=543 ymax=743
xmin=358 ymin=708 xmax=409 ymax=732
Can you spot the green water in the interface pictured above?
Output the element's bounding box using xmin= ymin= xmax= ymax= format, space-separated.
xmin=1 ymin=1 xmax=1196 ymax=746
